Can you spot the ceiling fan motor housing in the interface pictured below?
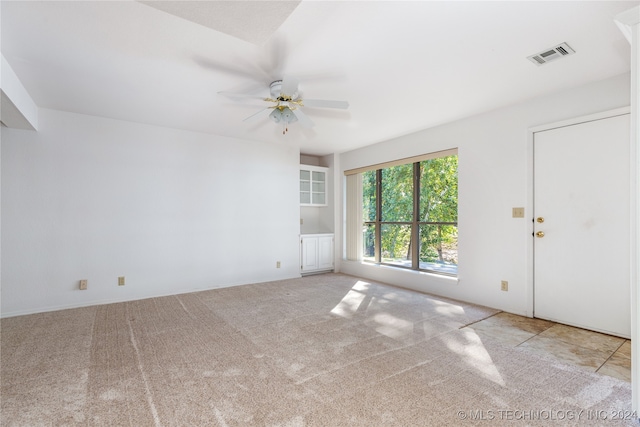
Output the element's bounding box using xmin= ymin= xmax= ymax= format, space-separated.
xmin=270 ymin=80 xmax=298 ymax=100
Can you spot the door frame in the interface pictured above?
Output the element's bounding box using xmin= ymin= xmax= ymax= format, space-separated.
xmin=525 ymin=106 xmax=631 ymax=319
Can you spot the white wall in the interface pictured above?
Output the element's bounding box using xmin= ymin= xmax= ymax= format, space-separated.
xmin=339 ymin=73 xmax=631 ymax=316
xmin=1 ymin=109 xmax=301 ymax=317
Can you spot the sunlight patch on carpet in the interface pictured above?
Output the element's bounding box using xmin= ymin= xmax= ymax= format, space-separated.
xmin=446 ymin=329 xmax=506 ymax=387
xmin=371 ymin=312 xmax=413 ymax=339
xmin=434 ymin=300 xmax=465 ymax=316
xmin=330 ymin=281 xmax=371 ymax=317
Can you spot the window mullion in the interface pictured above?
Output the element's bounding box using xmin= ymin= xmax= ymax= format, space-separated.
xmin=375 ymin=169 xmax=382 ymax=263
xmin=412 ymin=162 xmax=420 ymax=269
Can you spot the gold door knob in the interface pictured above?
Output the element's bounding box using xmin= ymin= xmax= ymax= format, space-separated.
xmin=536 ymin=217 xmax=544 ymax=223
xmin=536 ymin=231 xmax=545 ymax=238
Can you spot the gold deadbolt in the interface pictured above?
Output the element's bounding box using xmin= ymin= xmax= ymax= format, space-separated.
xmin=535 ymin=231 xmax=545 ymax=238
xmin=536 ymin=217 xmax=544 ymax=223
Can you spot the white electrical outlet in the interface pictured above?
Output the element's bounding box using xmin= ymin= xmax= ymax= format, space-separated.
xmin=79 ymin=279 xmax=88 ymax=290
xmin=501 ymin=280 xmax=508 ymax=291
xmin=276 ymin=261 xmax=281 ymax=268
xmin=118 ymin=276 xmax=125 ymax=286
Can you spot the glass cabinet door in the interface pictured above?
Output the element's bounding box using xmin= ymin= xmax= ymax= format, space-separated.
xmin=300 ymin=167 xmax=327 ymax=206
xmin=300 ymin=170 xmax=311 ymax=204
xmin=311 ymin=171 xmax=325 ymax=204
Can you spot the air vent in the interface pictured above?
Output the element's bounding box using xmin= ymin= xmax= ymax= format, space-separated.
xmin=527 ymin=42 xmax=575 ymax=66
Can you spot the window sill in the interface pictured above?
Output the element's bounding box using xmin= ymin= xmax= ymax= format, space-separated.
xmin=340 ymin=259 xmax=459 ymax=285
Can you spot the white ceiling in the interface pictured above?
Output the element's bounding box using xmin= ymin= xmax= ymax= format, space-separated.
xmin=1 ymin=1 xmax=637 ymax=156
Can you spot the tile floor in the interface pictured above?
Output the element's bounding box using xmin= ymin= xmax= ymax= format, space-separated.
xmin=462 ymin=312 xmax=631 ymax=382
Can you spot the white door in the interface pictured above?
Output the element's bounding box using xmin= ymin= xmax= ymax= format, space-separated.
xmin=533 ymin=113 xmax=630 ymax=337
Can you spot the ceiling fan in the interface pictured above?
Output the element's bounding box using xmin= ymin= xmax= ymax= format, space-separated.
xmin=219 ymin=75 xmax=349 ymax=134
xmin=197 ymin=34 xmax=348 ymax=133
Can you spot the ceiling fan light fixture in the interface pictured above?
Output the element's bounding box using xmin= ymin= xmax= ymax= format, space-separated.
xmin=270 ymin=106 xmax=298 ymax=134
xmin=269 ymin=108 xmax=282 ymax=123
xmin=282 ymin=107 xmax=297 ymax=123
xmin=269 ymin=107 xmax=297 ymax=122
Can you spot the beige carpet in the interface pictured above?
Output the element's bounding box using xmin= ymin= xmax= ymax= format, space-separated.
xmin=1 ymin=273 xmax=635 ymax=426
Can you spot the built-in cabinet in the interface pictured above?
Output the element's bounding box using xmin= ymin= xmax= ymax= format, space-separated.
xmin=300 ymin=161 xmax=333 ymax=274
xmin=300 ymin=233 xmax=334 ymax=274
xmin=300 ymin=165 xmax=328 ymax=206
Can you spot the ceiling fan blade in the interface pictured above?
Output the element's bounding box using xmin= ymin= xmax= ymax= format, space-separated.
xmin=291 ymin=108 xmax=315 ymax=129
xmin=195 ymin=56 xmax=266 ymax=82
xmin=261 ymin=33 xmax=288 ymax=81
xmin=243 ymin=107 xmax=272 ymax=123
xmin=281 ymin=75 xmax=299 ymax=97
xmin=302 ymin=99 xmax=349 ymax=109
xmin=218 ymin=91 xmax=267 ymax=102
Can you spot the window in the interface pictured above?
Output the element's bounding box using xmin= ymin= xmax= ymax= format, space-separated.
xmin=360 ymin=152 xmax=458 ymax=276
